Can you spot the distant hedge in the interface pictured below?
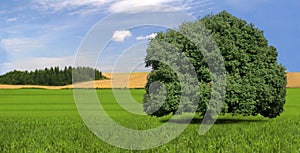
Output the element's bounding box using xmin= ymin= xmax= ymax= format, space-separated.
xmin=0 ymin=66 xmax=106 ymax=86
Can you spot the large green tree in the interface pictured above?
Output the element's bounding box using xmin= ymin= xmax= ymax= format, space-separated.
xmin=143 ymin=11 xmax=286 ymax=118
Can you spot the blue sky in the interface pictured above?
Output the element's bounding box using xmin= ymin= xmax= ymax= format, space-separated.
xmin=0 ymin=0 xmax=299 ymax=74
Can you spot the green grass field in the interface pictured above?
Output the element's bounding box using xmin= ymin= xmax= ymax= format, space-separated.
xmin=0 ymin=88 xmax=299 ymax=152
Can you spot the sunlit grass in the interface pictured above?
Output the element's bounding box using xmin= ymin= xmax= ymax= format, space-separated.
xmin=0 ymin=89 xmax=299 ymax=152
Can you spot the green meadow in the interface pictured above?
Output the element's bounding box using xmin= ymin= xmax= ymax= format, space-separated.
xmin=0 ymin=89 xmax=299 ymax=152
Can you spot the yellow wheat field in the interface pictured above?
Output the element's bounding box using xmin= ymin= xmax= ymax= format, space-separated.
xmin=286 ymin=72 xmax=300 ymax=88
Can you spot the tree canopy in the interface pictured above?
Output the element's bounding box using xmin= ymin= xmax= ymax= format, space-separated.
xmin=0 ymin=66 xmax=106 ymax=86
xmin=143 ymin=11 xmax=286 ymax=118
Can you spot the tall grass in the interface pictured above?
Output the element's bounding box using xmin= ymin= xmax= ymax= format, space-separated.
xmin=0 ymin=89 xmax=299 ymax=152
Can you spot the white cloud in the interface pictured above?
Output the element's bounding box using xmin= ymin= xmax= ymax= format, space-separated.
xmin=112 ymin=30 xmax=132 ymax=42
xmin=136 ymin=33 xmax=158 ymax=40
xmin=0 ymin=38 xmax=43 ymax=53
xmin=32 ymin=0 xmax=201 ymax=15
xmin=33 ymin=0 xmax=110 ymax=10
xmin=107 ymin=0 xmax=214 ymax=14
xmin=7 ymin=18 xmax=17 ymax=23
xmin=108 ymin=0 xmax=178 ymax=13
xmin=32 ymin=0 xmax=113 ymax=15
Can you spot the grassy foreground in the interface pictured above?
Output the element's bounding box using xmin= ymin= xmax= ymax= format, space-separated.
xmin=0 ymin=88 xmax=299 ymax=152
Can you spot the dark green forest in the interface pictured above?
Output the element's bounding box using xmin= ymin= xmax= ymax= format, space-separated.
xmin=0 ymin=66 xmax=106 ymax=86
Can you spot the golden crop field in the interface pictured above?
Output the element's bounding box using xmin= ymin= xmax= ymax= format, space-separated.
xmin=286 ymin=72 xmax=300 ymax=88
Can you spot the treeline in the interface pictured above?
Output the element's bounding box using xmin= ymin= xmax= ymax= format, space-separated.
xmin=0 ymin=66 xmax=106 ymax=86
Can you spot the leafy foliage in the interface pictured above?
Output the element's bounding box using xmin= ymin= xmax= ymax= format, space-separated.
xmin=0 ymin=66 xmax=106 ymax=86
xmin=143 ymin=11 xmax=287 ymax=118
